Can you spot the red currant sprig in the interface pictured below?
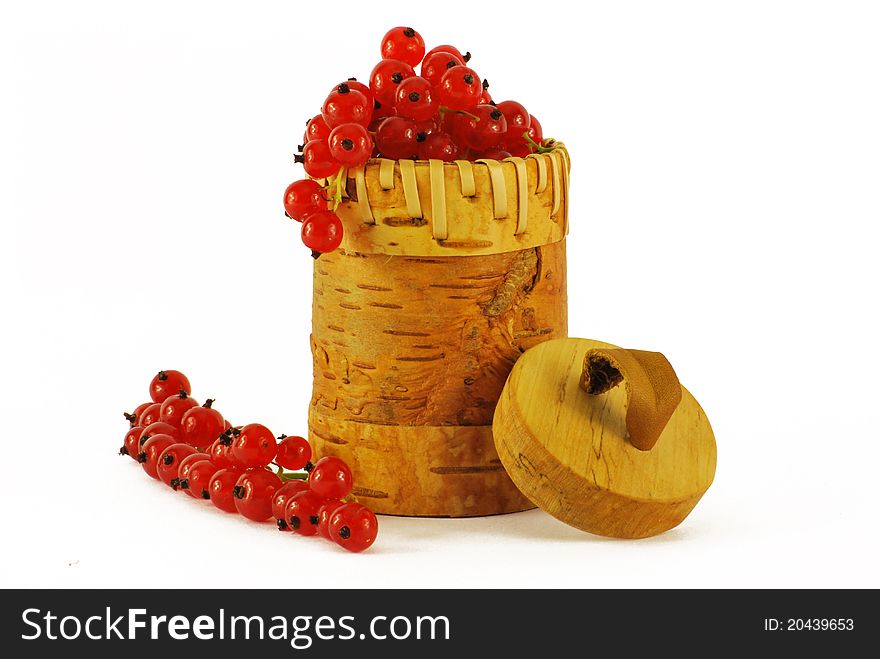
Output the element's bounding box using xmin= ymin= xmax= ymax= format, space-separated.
xmin=120 ymin=370 xmax=379 ymax=552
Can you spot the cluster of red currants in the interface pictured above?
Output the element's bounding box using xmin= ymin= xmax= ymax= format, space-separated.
xmin=119 ymin=370 xmax=378 ymax=553
xmin=283 ymin=26 xmax=547 ymax=256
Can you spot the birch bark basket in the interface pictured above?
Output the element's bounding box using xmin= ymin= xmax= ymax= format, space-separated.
xmin=309 ymin=145 xmax=570 ymax=516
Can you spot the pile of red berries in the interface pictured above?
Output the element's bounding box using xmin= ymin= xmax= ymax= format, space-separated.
xmin=284 ymin=26 xmax=550 ymax=256
xmin=120 ymin=370 xmax=378 ymax=553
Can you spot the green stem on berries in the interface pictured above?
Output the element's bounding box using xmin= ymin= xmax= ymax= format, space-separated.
xmin=438 ymin=106 xmax=480 ymax=121
xmin=324 ymin=165 xmax=348 ymax=212
xmin=523 ymin=132 xmax=556 ymax=154
xmin=279 ymin=471 xmax=309 ymax=482
xmin=271 ymin=461 xmax=308 ymax=481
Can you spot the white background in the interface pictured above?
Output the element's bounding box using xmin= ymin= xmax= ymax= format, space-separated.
xmin=2 ymin=0 xmax=878 ymax=589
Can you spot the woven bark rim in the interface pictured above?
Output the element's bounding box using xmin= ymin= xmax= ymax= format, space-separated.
xmin=332 ymin=143 xmax=570 ymax=257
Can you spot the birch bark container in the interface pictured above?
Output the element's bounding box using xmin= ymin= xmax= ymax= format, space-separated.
xmin=309 ymin=145 xmax=570 ymax=516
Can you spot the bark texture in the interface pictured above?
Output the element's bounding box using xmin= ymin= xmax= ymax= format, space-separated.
xmin=309 ymin=240 xmax=568 ymax=516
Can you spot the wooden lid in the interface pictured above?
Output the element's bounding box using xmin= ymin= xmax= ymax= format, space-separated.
xmin=492 ymin=338 xmax=716 ymax=539
xmin=331 ymin=143 xmax=570 ymax=257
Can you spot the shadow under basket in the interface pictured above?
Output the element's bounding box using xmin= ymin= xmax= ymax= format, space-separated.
xmin=309 ymin=145 xmax=570 ymax=516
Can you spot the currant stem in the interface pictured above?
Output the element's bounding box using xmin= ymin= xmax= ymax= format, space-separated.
xmin=438 ymin=107 xmax=480 ymax=121
xmin=324 ymin=165 xmax=348 ymax=212
xmin=279 ymin=472 xmax=309 ymax=482
xmin=523 ymin=132 xmax=555 ymax=154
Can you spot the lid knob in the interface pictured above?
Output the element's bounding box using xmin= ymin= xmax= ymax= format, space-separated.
xmin=579 ymin=348 xmax=682 ymax=451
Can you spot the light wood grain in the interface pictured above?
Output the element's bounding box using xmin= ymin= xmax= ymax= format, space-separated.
xmin=493 ymin=338 xmax=716 ymax=538
xmin=309 ymin=241 xmax=568 ymax=516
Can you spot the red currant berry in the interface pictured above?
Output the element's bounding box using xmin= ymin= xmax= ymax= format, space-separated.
xmin=159 ymin=390 xmax=199 ymax=429
xmin=441 ymin=112 xmax=477 ymax=147
xmin=526 ymin=114 xmax=543 ymax=149
xmin=370 ymin=92 xmax=397 ymax=126
xmin=495 ymin=101 xmax=530 ymax=153
xmin=233 ymin=469 xmax=282 ymax=522
xmin=476 ymin=147 xmax=513 ymax=160
xmin=425 ymin=44 xmax=469 ymax=65
xmin=394 ymin=76 xmax=437 ymax=122
xmin=316 ymin=500 xmax=345 ymax=539
xmin=138 ymin=434 xmax=177 ymax=480
xmin=208 ymin=435 xmax=243 ymax=470
xmin=342 ymin=78 xmax=373 ymax=103
xmin=272 ymin=480 xmax=310 ymax=531
xmin=380 ymin=27 xmax=425 ymax=67
xmin=284 ymin=490 xmax=324 ymax=536
xmin=302 ymin=140 xmax=341 ymax=179
xmin=139 ymin=421 xmax=179 ymax=448
xmin=138 ymin=402 xmax=162 ymax=428
xmin=126 ymin=402 xmax=152 ymax=427
xmin=283 ymin=179 xmax=327 ymax=221
xmin=180 ymin=399 xmax=225 ymax=450
xmin=496 ymin=100 xmax=529 ymax=136
xmin=178 ymin=458 xmax=216 ymax=500
xmin=177 ymin=452 xmax=212 ymax=496
xmin=328 ymin=122 xmax=373 ymax=167
xmin=375 ymin=116 xmax=418 ymax=159
xmin=208 ymin=467 xmax=241 ymax=513
xmin=413 ymin=117 xmax=437 ymax=137
xmin=467 ymin=104 xmax=507 ymax=151
xmin=157 ymin=443 xmax=198 ymax=488
xmin=308 ymin=456 xmax=353 ymax=500
xmin=322 ymin=83 xmax=372 ymax=129
xmin=301 ymin=211 xmax=343 ymax=254
xmin=149 ymin=370 xmax=190 ymax=403
xmin=329 ymin=502 xmax=379 ymax=553
xmin=135 ymin=400 xmax=153 ymax=417
xmin=303 ymin=114 xmax=331 ymax=143
xmin=231 ymin=423 xmax=277 ymax=468
xmin=120 ymin=425 xmax=144 ymax=460
xmin=436 ymin=66 xmax=482 ymax=111
xmin=505 ymin=139 xmax=531 ymax=158
xmin=369 ymin=59 xmax=416 ymax=107
xmin=420 ymin=51 xmax=460 ymax=87
xmin=418 ymin=131 xmax=461 ymax=162
xmin=275 ymin=435 xmax=312 ymax=471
